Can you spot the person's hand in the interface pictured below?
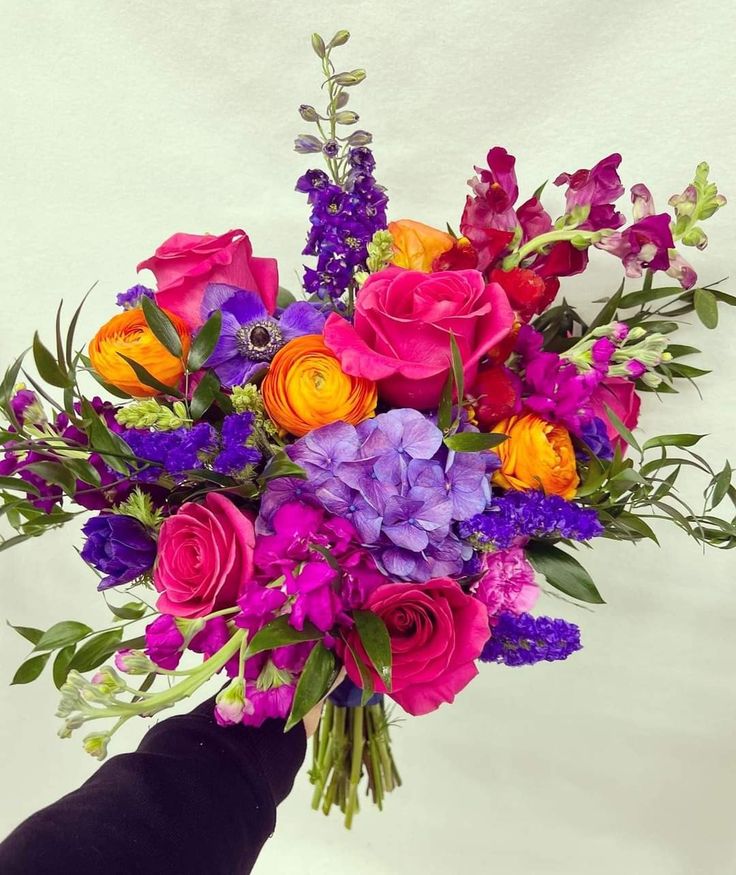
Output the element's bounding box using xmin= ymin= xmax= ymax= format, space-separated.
xmin=303 ymin=669 xmax=346 ymax=738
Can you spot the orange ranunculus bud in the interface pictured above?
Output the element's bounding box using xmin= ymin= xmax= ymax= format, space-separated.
xmin=388 ymin=219 xmax=455 ymax=272
xmin=262 ymin=334 xmax=377 ymax=437
xmin=491 ymin=413 xmax=580 ymax=499
xmin=88 ymin=309 xmax=190 ymax=397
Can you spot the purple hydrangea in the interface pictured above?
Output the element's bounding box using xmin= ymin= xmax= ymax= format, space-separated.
xmin=259 ymin=410 xmax=495 ymax=582
xmin=458 ymin=490 xmax=603 ymax=550
xmin=297 ymin=148 xmax=388 ymax=304
xmin=200 ymin=284 xmax=325 ymax=387
xmin=80 ymin=513 xmax=157 ymax=589
xmin=480 ymin=611 xmax=582 ymax=666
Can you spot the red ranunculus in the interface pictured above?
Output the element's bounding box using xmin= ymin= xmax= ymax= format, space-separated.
xmin=323 ymin=266 xmax=514 ymax=409
xmin=472 ymin=364 xmax=523 ymax=430
xmin=137 ymin=229 xmax=278 ymax=329
xmin=343 ymin=577 xmax=490 ymax=716
xmin=490 ymin=267 xmax=559 ymax=322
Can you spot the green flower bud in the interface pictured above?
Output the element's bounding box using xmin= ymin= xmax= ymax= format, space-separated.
xmin=298 ymin=104 xmax=320 ymax=122
xmin=681 ymin=226 xmax=708 ymax=250
xmin=332 ymin=69 xmax=366 ymax=87
xmin=335 ymin=91 xmax=349 ymax=109
xmin=334 ymin=110 xmax=359 ymax=125
xmin=347 ymin=129 xmax=373 ymax=146
xmin=328 ymin=29 xmax=350 ymax=48
xmin=311 ymin=33 xmax=326 ymax=58
xmin=83 ymin=731 xmax=111 ymax=761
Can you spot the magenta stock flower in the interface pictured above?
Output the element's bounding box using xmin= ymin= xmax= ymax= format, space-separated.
xmin=473 ymin=547 xmax=540 ymax=621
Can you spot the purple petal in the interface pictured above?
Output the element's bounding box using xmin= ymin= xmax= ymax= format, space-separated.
xmin=201 ymin=283 xmax=240 ymax=319
xmin=280 ymin=302 xmax=326 ymax=340
xmin=221 ymin=289 xmax=269 ymax=324
xmin=214 ymin=356 xmax=263 ymax=388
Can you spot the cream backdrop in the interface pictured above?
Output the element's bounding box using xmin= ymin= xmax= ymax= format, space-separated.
xmin=1 ymin=2 xmax=735 ymax=873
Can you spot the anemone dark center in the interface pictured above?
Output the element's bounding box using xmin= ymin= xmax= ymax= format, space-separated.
xmin=235 ymin=319 xmax=284 ymax=362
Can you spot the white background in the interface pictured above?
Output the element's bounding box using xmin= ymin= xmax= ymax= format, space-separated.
xmin=1 ymin=2 xmax=735 ymax=873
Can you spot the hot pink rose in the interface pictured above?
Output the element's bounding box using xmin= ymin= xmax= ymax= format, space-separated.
xmin=589 ymin=376 xmax=641 ymax=454
xmin=343 ymin=577 xmax=490 ymax=716
xmin=154 ymin=493 xmax=256 ymax=618
xmin=323 ymin=266 xmax=514 ymax=409
xmin=138 ymin=229 xmax=278 ymax=329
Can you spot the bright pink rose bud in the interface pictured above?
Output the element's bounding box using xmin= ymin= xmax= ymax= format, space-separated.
xmin=588 ymin=376 xmax=641 ymax=454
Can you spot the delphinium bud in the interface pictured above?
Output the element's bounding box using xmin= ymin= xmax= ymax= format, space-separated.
xmin=335 ymin=110 xmax=359 ymax=125
xmin=299 ymin=104 xmax=321 ymax=122
xmin=328 ymin=29 xmax=350 ymax=48
xmin=311 ymin=33 xmax=326 ymax=58
xmin=294 ymin=134 xmax=323 ymax=154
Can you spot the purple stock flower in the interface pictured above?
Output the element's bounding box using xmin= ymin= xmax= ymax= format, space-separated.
xmin=596 ymin=213 xmax=674 ymax=278
xmin=480 ymin=611 xmax=582 ymax=666
xmin=80 ymin=513 xmax=157 ymax=589
xmin=212 ymin=412 xmax=260 ymax=475
xmin=116 ymin=284 xmax=154 ymax=309
xmin=554 ymin=153 xmax=625 ymax=231
xmin=144 ymin=614 xmax=186 ymax=670
xmin=200 ymin=284 xmax=324 ymax=387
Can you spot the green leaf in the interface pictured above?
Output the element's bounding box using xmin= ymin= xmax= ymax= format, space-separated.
xmin=613 ymin=512 xmax=660 ymax=544
xmin=34 ymin=621 xmax=93 ymax=652
xmin=603 ymin=404 xmax=641 ymax=453
xmin=710 ymin=462 xmax=733 ymax=510
xmin=589 ymin=280 xmax=624 ymax=330
xmin=65 ymin=284 xmax=96 ymax=366
xmin=53 ymin=644 xmax=76 ymax=689
xmin=694 ymin=288 xmax=719 ymax=329
xmin=260 ymin=450 xmax=308 ymax=482
xmin=342 ymin=636 xmax=375 ymax=705
xmin=246 ymin=615 xmax=322 ymax=657
xmin=711 ymin=289 xmax=736 ymax=307
xmin=107 ymin=601 xmax=148 ymax=621
xmin=277 ymin=286 xmax=297 ymax=308
xmin=352 ymin=610 xmax=392 ymax=691
xmin=7 ymin=622 xmax=44 ymax=645
xmin=54 ymin=299 xmax=67 ymax=371
xmin=0 ymin=476 xmax=41 ymax=496
xmin=449 ymin=332 xmax=464 ymax=405
xmin=285 ymin=642 xmax=338 ymax=731
xmin=0 ymin=533 xmax=35 ymax=552
xmin=24 ymin=461 xmax=77 ymax=495
xmin=187 ymin=311 xmax=222 ymax=372
xmin=64 ymin=457 xmax=103 ymax=487
xmin=190 ymin=370 xmax=220 ymax=420
xmin=618 ymin=286 xmax=684 ymax=309
xmin=444 ymin=432 xmax=508 ymax=452
xmin=69 ymin=628 xmax=124 ymax=672
xmin=141 ymin=295 xmax=183 ymax=358
xmin=32 ymin=332 xmax=72 ymax=388
xmin=437 ymin=372 xmax=453 ymax=433
xmin=667 ymin=363 xmax=710 ymax=379
xmin=667 ymin=344 xmax=701 ymax=358
xmin=642 ymin=433 xmax=706 ymax=451
xmin=82 ymin=399 xmax=134 ymax=474
xmin=526 ymin=542 xmax=605 ymax=604
xmin=12 ymin=652 xmax=51 ymax=685
xmin=116 ymin=354 xmax=183 ymax=397
xmin=0 ymin=348 xmax=29 ymax=417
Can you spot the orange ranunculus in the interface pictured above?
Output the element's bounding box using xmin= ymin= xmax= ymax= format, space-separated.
xmin=388 ymin=219 xmax=456 ymax=272
xmin=491 ymin=413 xmax=580 ymax=499
xmin=262 ymin=334 xmax=377 ymax=437
xmin=88 ymin=309 xmax=190 ymax=397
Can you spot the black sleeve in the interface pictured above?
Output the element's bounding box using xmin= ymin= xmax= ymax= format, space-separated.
xmin=0 ymin=697 xmax=307 ymax=875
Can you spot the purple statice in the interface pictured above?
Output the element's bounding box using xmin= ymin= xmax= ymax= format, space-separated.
xmin=200 ymin=284 xmax=324 ymax=387
xmin=116 ymin=284 xmax=154 ymax=309
xmin=80 ymin=513 xmax=157 ymax=589
xmin=297 ymin=147 xmax=388 ymax=304
xmin=121 ymin=423 xmax=217 ymax=482
xmin=578 ymin=416 xmax=614 ymax=461
xmin=458 ymin=490 xmax=603 ymax=551
xmin=515 ymin=325 xmax=611 ymax=436
xmin=212 ymin=412 xmax=260 ymax=475
xmin=480 ymin=611 xmax=582 ymax=666
xmin=259 ymin=410 xmax=495 ymax=582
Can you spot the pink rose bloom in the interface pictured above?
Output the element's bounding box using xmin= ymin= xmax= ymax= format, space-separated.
xmin=343 ymin=577 xmax=490 ymax=716
xmin=154 ymin=493 xmax=256 ymax=618
xmin=473 ymin=547 xmax=539 ymax=621
xmin=323 ymin=266 xmax=514 ymax=409
xmin=137 ymin=229 xmax=278 ymax=329
xmin=589 ymin=376 xmax=641 ymax=454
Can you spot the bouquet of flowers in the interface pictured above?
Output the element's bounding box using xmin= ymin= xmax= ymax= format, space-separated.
xmin=2 ymin=30 xmax=734 ymax=828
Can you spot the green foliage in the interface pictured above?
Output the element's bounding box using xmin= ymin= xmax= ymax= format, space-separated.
xmin=352 ymin=610 xmax=392 ymax=691
xmin=285 ymin=642 xmax=338 ymax=731
xmin=187 ymin=311 xmax=222 ymax=372
xmin=526 ymin=542 xmax=605 ymax=604
xmin=141 ymin=295 xmax=184 ymax=358
xmin=246 ymin=615 xmax=322 ymax=657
